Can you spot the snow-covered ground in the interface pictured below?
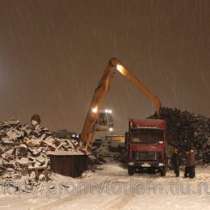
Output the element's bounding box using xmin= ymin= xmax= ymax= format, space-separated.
xmin=0 ymin=163 xmax=210 ymax=210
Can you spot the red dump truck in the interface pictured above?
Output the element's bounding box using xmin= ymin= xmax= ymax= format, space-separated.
xmin=125 ymin=119 xmax=167 ymax=176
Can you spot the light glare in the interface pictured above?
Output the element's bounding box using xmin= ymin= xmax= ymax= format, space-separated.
xmin=91 ymin=106 xmax=98 ymax=114
xmin=109 ymin=127 xmax=114 ymax=132
xmin=116 ymin=64 xmax=126 ymax=75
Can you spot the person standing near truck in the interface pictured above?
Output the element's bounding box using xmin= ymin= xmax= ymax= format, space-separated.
xmin=171 ymin=148 xmax=181 ymax=177
xmin=184 ymin=149 xmax=196 ymax=178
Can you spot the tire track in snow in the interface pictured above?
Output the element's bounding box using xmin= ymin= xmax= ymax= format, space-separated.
xmin=34 ymin=192 xmax=86 ymax=210
xmin=56 ymin=194 xmax=125 ymax=210
xmin=33 ymin=177 xmax=113 ymax=210
xmin=103 ymin=194 xmax=135 ymax=210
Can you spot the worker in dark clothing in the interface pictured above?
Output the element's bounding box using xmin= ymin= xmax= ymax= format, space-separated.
xmin=184 ymin=150 xmax=190 ymax=178
xmin=184 ymin=149 xmax=196 ymax=178
xmin=31 ymin=114 xmax=41 ymax=128
xmin=171 ymin=148 xmax=180 ymax=177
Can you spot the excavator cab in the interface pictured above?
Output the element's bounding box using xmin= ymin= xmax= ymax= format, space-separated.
xmin=95 ymin=109 xmax=114 ymax=132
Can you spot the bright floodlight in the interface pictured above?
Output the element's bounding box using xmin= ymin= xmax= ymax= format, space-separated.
xmin=116 ymin=64 xmax=126 ymax=75
xmin=109 ymin=127 xmax=114 ymax=132
xmin=108 ymin=109 xmax=112 ymax=114
xmin=91 ymin=106 xmax=98 ymax=114
xmin=105 ymin=109 xmax=112 ymax=114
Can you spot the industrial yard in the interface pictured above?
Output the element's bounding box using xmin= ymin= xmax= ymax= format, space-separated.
xmin=0 ymin=107 xmax=210 ymax=210
xmin=0 ymin=0 xmax=210 ymax=209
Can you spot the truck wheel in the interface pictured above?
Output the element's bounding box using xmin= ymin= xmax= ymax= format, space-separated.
xmin=128 ymin=167 xmax=134 ymax=176
xmin=160 ymin=168 xmax=166 ymax=176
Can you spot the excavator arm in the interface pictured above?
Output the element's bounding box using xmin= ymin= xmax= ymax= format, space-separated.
xmin=80 ymin=58 xmax=161 ymax=149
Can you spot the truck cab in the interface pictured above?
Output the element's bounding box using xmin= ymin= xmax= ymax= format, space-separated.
xmin=126 ymin=119 xmax=167 ymax=176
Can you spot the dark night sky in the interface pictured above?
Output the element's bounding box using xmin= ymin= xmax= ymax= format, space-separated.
xmin=0 ymin=0 xmax=209 ymax=133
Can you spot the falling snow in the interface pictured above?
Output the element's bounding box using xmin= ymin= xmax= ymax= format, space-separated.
xmin=0 ymin=1 xmax=209 ymax=134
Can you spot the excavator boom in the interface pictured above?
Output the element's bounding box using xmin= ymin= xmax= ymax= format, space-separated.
xmin=80 ymin=58 xmax=161 ymax=149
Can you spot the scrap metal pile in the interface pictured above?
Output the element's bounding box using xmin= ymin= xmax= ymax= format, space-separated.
xmin=91 ymin=139 xmax=122 ymax=163
xmin=150 ymin=107 xmax=210 ymax=162
xmin=0 ymin=119 xmax=82 ymax=185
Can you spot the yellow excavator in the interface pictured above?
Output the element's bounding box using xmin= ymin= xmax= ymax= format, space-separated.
xmin=80 ymin=58 xmax=161 ymax=150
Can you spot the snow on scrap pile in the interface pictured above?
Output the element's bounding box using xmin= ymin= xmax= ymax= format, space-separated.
xmin=0 ymin=119 xmax=83 ymax=186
